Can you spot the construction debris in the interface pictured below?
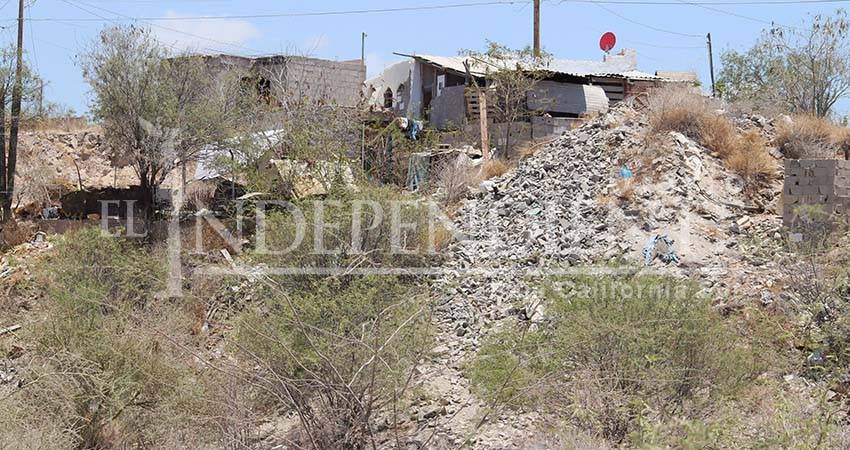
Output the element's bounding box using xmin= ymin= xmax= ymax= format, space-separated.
xmin=264 ymin=159 xmax=358 ymax=199
xmin=416 ymin=101 xmax=787 ymax=448
xmin=642 ymin=234 xmax=679 ymax=266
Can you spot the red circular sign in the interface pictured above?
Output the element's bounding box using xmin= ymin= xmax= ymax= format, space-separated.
xmin=600 ymin=32 xmax=617 ymax=52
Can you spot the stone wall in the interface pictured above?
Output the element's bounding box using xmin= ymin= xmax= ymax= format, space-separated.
xmin=783 ymin=159 xmax=850 ymax=225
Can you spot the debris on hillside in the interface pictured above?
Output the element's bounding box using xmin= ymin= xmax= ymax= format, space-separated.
xmin=1 ymin=232 xmax=53 ymax=289
xmin=414 ymin=101 xmax=790 ymax=448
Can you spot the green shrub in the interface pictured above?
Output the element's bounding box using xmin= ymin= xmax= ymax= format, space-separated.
xmin=468 ymin=271 xmax=774 ymax=445
xmin=248 ymin=183 xmax=445 ymax=276
xmin=0 ymin=228 xmax=231 ymax=449
xmin=233 ymin=274 xmax=432 ymax=448
xmin=37 ymin=227 xmax=165 ymax=311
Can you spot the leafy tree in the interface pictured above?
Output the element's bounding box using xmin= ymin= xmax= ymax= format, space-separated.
xmin=0 ymin=45 xmax=40 ymax=221
xmin=463 ymin=41 xmax=551 ymax=159
xmin=80 ymin=26 xmax=234 ymax=217
xmin=718 ymin=10 xmax=850 ymax=117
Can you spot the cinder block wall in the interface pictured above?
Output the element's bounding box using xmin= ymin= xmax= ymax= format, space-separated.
xmin=783 ymin=159 xmax=850 ymax=225
xmin=285 ymin=57 xmax=366 ymax=107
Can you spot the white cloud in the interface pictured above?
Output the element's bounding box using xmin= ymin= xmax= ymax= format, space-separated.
xmin=152 ymin=11 xmax=261 ymax=54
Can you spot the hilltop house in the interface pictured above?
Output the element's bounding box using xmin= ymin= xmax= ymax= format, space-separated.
xmin=365 ymin=49 xmax=670 ymax=139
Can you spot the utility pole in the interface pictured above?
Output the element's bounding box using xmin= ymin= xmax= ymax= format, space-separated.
xmin=361 ymin=32 xmax=367 ymax=66
xmin=361 ymin=32 xmax=367 ymax=171
xmin=2 ymin=0 xmax=24 ymax=221
xmin=707 ymin=33 xmax=716 ymax=98
xmin=38 ymin=79 xmax=44 ymax=118
xmin=533 ymin=0 xmax=541 ymax=57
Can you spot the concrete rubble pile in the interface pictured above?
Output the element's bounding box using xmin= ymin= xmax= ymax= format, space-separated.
xmin=439 ymin=104 xmax=784 ymax=338
xmin=414 ymin=103 xmax=789 ymax=447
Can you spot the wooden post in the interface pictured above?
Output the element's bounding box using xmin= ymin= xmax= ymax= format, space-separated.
xmin=479 ymin=90 xmax=490 ymax=160
xmin=3 ymin=0 xmax=25 ymax=221
xmin=707 ymin=33 xmax=716 ymax=98
xmin=464 ymin=60 xmax=490 ymax=160
xmin=533 ymin=0 xmax=541 ymax=57
xmin=361 ymin=32 xmax=366 ymax=66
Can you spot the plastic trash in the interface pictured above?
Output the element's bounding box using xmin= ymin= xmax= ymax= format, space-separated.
xmin=642 ymin=234 xmax=679 ymax=266
xmin=619 ymin=165 xmax=632 ymax=178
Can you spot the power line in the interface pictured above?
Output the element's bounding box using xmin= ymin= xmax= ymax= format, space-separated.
xmin=11 ymin=1 xmax=535 ymax=21
xmin=673 ymin=0 xmax=790 ymax=28
xmin=629 ymin=39 xmax=705 ymax=49
xmin=4 ymin=0 xmax=850 ymax=22
xmin=26 ymin=2 xmax=39 ymax=75
xmin=591 ymin=2 xmax=704 ymax=38
xmin=63 ymin=0 xmax=264 ymax=55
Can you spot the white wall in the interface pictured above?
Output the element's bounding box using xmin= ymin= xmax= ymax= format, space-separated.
xmin=364 ymin=60 xmax=414 ymax=115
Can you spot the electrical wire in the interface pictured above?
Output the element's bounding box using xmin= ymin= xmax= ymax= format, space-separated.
xmin=4 ymin=0 xmax=850 ymax=23
xmin=673 ymin=0 xmax=782 ymax=27
xmin=27 ymin=3 xmax=39 ymax=75
xmin=12 ymin=1 xmax=535 ymax=21
xmin=63 ymin=0 xmax=262 ymax=55
xmin=590 ymin=2 xmax=704 ymax=38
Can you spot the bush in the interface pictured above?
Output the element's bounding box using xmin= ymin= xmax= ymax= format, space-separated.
xmin=647 ymin=86 xmax=775 ymax=186
xmin=218 ymin=181 xmax=442 ymax=448
xmin=468 ymin=271 xmax=775 ymax=446
xmin=0 ymin=228 xmax=238 ymax=449
xmin=248 ymin=183 xmax=443 ymax=275
xmin=479 ymin=158 xmax=510 ymax=180
xmin=648 ymin=85 xmax=720 ymax=142
xmin=726 ymin=130 xmax=776 ymax=185
xmin=233 ymin=275 xmax=432 ymax=449
xmin=435 ymin=156 xmax=476 ymax=206
xmin=36 ymin=227 xmax=164 ymax=310
xmin=774 ymin=115 xmax=847 ymax=159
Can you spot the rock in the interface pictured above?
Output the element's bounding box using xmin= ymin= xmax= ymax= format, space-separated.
xmin=430 ymin=345 xmax=450 ymax=356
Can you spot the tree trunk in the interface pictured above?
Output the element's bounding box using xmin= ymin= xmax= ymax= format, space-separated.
xmin=0 ymin=91 xmax=7 ymax=222
xmin=504 ymin=122 xmax=513 ymax=160
xmin=139 ymin=168 xmax=155 ymax=225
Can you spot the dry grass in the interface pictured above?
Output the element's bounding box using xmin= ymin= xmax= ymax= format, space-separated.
xmin=774 ymin=115 xmax=847 ymax=159
xmin=727 ymin=130 xmax=777 ymax=184
xmin=648 ymin=85 xmax=718 ymax=138
xmin=647 ymin=86 xmax=776 ymax=186
xmin=429 ymin=224 xmax=454 ymax=252
xmin=479 ymin=158 xmax=510 ymax=180
xmin=648 ymin=85 xmax=737 ymax=157
xmin=833 ymin=127 xmax=850 ymax=159
xmin=436 ymin=157 xmax=477 ymax=206
xmin=184 ymin=181 xmax=216 ymax=212
xmin=614 ymin=178 xmax=635 ymax=201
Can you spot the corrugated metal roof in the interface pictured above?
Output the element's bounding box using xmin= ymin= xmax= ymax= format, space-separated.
xmin=393 ymin=53 xmax=485 ymax=76
xmin=654 ymin=70 xmax=698 ymax=82
xmin=591 ymin=70 xmax=662 ymax=81
xmin=394 ymin=53 xmax=661 ymax=80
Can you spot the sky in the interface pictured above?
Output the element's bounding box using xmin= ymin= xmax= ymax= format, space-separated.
xmin=0 ymin=0 xmax=846 ymax=115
